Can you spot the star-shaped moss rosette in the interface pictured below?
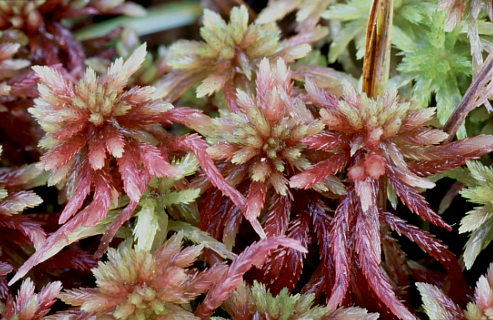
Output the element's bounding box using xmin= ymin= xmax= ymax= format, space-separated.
xmin=206 ymin=58 xmax=332 ymax=198
xmin=10 ymin=44 xmax=246 ymax=286
xmin=27 ymin=43 xmax=183 ymax=230
xmin=256 ymin=0 xmax=333 ymax=32
xmin=196 ymin=58 xmax=343 ymax=246
xmin=213 ymin=280 xmax=379 ymax=320
xmin=50 ymin=234 xmax=228 ymax=320
xmin=0 ymin=0 xmax=145 ymax=79
xmin=289 ymin=81 xmax=493 ymax=319
xmin=193 ymin=59 xmax=347 ymax=293
xmin=1 ymin=278 xmax=61 ymax=320
xmin=45 ymin=215 xmax=306 ymax=319
xmin=217 ymin=280 xmax=330 ymax=320
xmin=43 ymin=236 xmax=305 ymax=319
xmin=395 ymin=9 xmax=473 ymax=134
xmin=155 ymin=5 xmax=328 ymax=109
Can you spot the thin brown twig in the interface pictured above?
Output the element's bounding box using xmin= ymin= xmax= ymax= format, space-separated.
xmin=443 ymin=50 xmax=493 ymax=141
xmin=362 ymin=0 xmax=393 ymax=98
xmin=362 ymin=0 xmax=394 ymax=210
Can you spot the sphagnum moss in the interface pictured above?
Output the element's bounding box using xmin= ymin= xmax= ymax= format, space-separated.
xmin=2 ymin=1 xmax=493 ymax=319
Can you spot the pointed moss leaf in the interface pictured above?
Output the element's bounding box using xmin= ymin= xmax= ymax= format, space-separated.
xmin=436 ymin=80 xmax=467 ymax=139
xmin=157 ymin=154 xmax=200 ymax=192
xmin=150 ymin=209 xmax=169 ymax=252
xmin=174 ymin=202 xmax=200 ymax=225
xmin=9 ymin=210 xmax=120 ymax=281
xmin=464 ymin=302 xmax=483 ymax=320
xmin=161 ymin=188 xmax=201 ymax=207
xmin=460 ymin=206 xmax=493 ymax=234
xmin=387 ymin=182 xmax=398 ymax=210
xmin=328 ymin=20 xmax=366 ymax=63
xmin=172 ymin=153 xmax=200 ymax=178
xmin=391 ymin=26 xmax=418 ymax=52
xmin=297 ymin=50 xmax=327 ymax=67
xmin=322 ymin=1 xmax=369 ymax=21
xmin=168 ymin=221 xmax=235 ymax=260
xmin=416 ymin=283 xmax=464 ymax=320
xmin=467 ymin=161 xmax=493 ymax=185
xmin=461 ymin=186 xmax=493 ymax=206
xmin=463 ymin=218 xmax=493 ymax=269
xmin=387 ymin=74 xmax=415 ymax=91
xmin=134 ymin=199 xmax=159 ymax=252
xmin=434 ymin=167 xmax=478 ymax=187
xmin=456 ymin=161 xmax=493 ymax=269
xmin=0 ymin=188 xmax=7 ymax=200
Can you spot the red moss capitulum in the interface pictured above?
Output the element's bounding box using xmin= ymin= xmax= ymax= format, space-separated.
xmin=348 ymin=153 xmax=386 ymax=180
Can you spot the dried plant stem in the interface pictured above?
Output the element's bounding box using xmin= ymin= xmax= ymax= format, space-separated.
xmin=363 ymin=0 xmax=393 ymax=211
xmin=362 ymin=0 xmax=393 ymax=98
xmin=443 ymin=50 xmax=493 ymax=141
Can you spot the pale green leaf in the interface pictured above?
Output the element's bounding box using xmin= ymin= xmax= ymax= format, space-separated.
xmin=416 ymin=283 xmax=459 ymax=319
xmin=398 ymin=3 xmax=425 ymax=24
xmin=173 ymin=202 xmax=200 ymax=225
xmin=459 ymin=206 xmax=493 ymax=233
xmin=168 ymin=221 xmax=235 ymax=260
xmin=463 ymin=218 xmax=493 ymax=269
xmin=161 ymin=188 xmax=201 ymax=207
xmin=391 ymin=26 xmax=418 ymax=52
xmin=387 ymin=182 xmax=398 ymax=210
xmin=170 ymin=153 xmax=200 ymax=181
xmin=328 ymin=20 xmax=366 ymax=63
xmin=464 ymin=302 xmax=484 ymax=320
xmin=467 ymin=161 xmax=493 ymax=185
xmin=431 ymin=167 xmax=476 ymax=187
xmin=460 ymin=186 xmax=493 ymax=206
xmin=134 ymin=199 xmax=159 ymax=252
xmin=250 ymin=281 xmax=328 ymax=320
xmin=435 ymin=80 xmax=462 ymax=127
xmin=0 ymin=188 xmax=7 ymax=200
xmin=323 ymin=1 xmax=369 ymax=21
xmin=150 ymin=209 xmax=169 ymax=252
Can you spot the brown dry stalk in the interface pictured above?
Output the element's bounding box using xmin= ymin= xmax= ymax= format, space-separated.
xmin=362 ymin=0 xmax=393 ymax=98
xmin=443 ymin=50 xmax=493 ymax=141
xmin=362 ymin=0 xmax=394 ymax=210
